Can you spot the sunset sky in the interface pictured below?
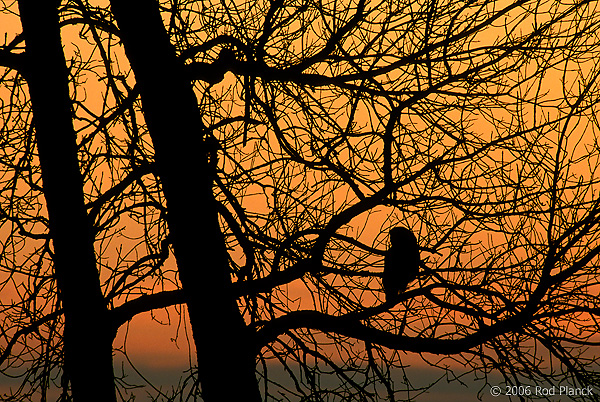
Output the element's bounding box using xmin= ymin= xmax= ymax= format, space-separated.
xmin=2 ymin=0 xmax=600 ymax=400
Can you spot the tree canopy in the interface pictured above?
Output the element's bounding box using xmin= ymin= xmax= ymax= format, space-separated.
xmin=1 ymin=0 xmax=600 ymax=400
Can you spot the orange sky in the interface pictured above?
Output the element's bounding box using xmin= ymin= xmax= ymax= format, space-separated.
xmin=2 ymin=1 xmax=600 ymax=399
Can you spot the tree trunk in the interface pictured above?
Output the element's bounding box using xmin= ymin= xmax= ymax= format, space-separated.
xmin=108 ymin=1 xmax=261 ymax=400
xmin=17 ymin=1 xmax=116 ymax=401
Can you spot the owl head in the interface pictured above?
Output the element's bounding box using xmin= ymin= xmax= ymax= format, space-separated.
xmin=389 ymin=227 xmax=417 ymax=247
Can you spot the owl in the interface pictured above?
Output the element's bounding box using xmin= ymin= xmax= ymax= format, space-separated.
xmin=383 ymin=227 xmax=420 ymax=300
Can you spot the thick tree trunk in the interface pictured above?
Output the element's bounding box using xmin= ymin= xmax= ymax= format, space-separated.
xmin=17 ymin=1 xmax=116 ymax=401
xmin=108 ymin=1 xmax=261 ymax=401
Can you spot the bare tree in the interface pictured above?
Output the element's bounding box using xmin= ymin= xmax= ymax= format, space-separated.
xmin=5 ymin=1 xmax=116 ymax=400
xmin=167 ymin=0 xmax=600 ymax=399
xmin=0 ymin=1 xmax=172 ymax=401
xmin=2 ymin=0 xmax=600 ymax=401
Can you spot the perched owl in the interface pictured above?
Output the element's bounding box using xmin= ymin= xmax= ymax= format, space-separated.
xmin=383 ymin=227 xmax=420 ymax=300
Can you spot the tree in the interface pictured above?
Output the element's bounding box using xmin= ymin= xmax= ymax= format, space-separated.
xmin=2 ymin=0 xmax=600 ymax=400
xmin=4 ymin=1 xmax=115 ymax=400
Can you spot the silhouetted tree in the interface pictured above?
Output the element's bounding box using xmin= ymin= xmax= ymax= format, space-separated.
xmin=2 ymin=0 xmax=600 ymax=401
xmin=0 ymin=2 xmax=171 ymax=401
xmin=7 ymin=1 xmax=116 ymax=401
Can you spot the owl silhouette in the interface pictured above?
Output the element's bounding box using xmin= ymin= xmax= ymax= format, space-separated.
xmin=383 ymin=227 xmax=420 ymax=300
